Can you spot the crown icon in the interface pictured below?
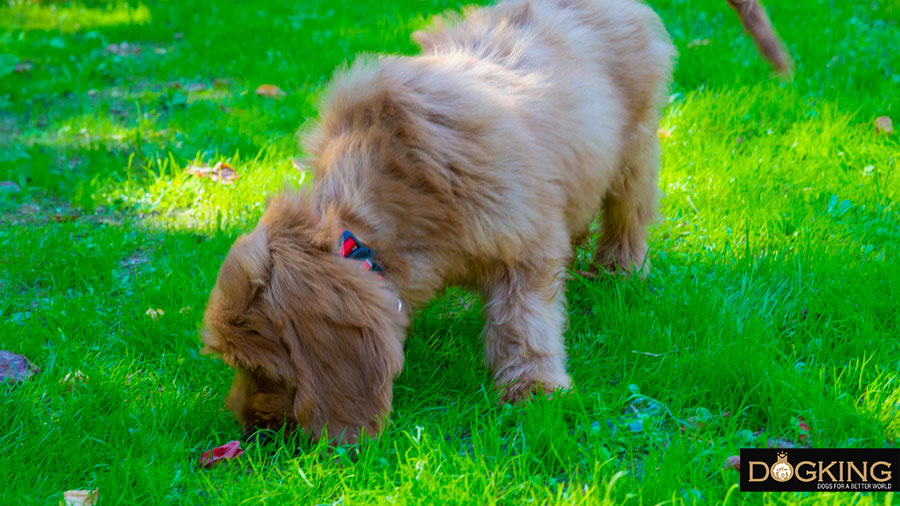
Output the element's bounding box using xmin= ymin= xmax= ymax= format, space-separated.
xmin=777 ymin=451 xmax=788 ymax=460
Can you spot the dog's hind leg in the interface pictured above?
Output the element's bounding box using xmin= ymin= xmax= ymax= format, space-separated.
xmin=593 ymin=124 xmax=661 ymax=277
xmin=480 ymin=256 xmax=572 ymax=403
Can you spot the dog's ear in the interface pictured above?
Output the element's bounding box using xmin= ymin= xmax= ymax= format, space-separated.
xmin=202 ymin=225 xmax=297 ymax=383
xmin=265 ymin=254 xmax=408 ymax=443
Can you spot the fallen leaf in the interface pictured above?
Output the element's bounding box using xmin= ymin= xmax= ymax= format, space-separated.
xmin=145 ymin=308 xmax=165 ymax=320
xmin=106 ymin=42 xmax=141 ymax=57
xmin=219 ymin=104 xmax=233 ymax=114
xmin=255 ymin=84 xmax=286 ymax=99
xmin=724 ymin=455 xmax=741 ymax=472
xmin=200 ymin=440 xmax=244 ymax=469
xmin=186 ymin=162 xmax=239 ymax=184
xmin=186 ymin=164 xmax=212 ymax=177
xmin=61 ymin=370 xmax=89 ymax=391
xmin=61 ymin=489 xmax=98 ymax=506
xmin=798 ymin=416 xmax=810 ymax=443
xmin=688 ymin=38 xmax=711 ymax=48
xmin=0 ymin=181 xmax=21 ymax=193
xmin=153 ymin=47 xmax=168 ymax=55
xmin=0 ymin=350 xmax=39 ymax=383
xmin=875 ymin=116 xmax=893 ymax=135
xmin=15 ymin=61 xmax=33 ymax=73
xmin=211 ymin=162 xmax=238 ymax=184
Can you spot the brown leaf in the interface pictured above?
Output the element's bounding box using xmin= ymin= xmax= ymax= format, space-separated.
xmin=105 ymin=42 xmax=141 ymax=57
xmin=0 ymin=350 xmax=39 ymax=383
xmin=61 ymin=489 xmax=98 ymax=506
xmin=875 ymin=116 xmax=893 ymax=135
xmin=211 ymin=162 xmax=238 ymax=184
xmin=61 ymin=370 xmax=89 ymax=391
xmin=255 ymin=84 xmax=286 ymax=99
xmin=145 ymin=308 xmax=165 ymax=321
xmin=186 ymin=162 xmax=239 ymax=184
xmin=15 ymin=61 xmax=33 ymax=73
xmin=200 ymin=440 xmax=244 ymax=469
xmin=724 ymin=455 xmax=741 ymax=472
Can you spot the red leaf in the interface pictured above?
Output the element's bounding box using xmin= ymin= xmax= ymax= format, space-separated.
xmin=0 ymin=350 xmax=39 ymax=383
xmin=798 ymin=416 xmax=810 ymax=443
xmin=200 ymin=440 xmax=244 ymax=469
xmin=725 ymin=455 xmax=741 ymax=472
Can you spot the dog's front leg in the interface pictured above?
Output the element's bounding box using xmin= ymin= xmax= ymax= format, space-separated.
xmin=480 ymin=260 xmax=572 ymax=403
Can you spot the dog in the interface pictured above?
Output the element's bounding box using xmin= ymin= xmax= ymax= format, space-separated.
xmin=201 ymin=0 xmax=675 ymax=443
xmin=727 ymin=0 xmax=792 ymax=75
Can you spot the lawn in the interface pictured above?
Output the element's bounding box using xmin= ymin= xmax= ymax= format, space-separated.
xmin=1 ymin=0 xmax=898 ymax=503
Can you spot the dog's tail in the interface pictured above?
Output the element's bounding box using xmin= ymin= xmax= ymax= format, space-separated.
xmin=727 ymin=0 xmax=792 ymax=75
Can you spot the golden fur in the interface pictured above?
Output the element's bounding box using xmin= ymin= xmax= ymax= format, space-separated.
xmin=727 ymin=0 xmax=792 ymax=75
xmin=202 ymin=0 xmax=674 ymax=443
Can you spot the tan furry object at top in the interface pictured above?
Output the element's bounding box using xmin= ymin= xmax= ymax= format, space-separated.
xmin=727 ymin=0 xmax=793 ymax=75
xmin=202 ymin=0 xmax=675 ymax=443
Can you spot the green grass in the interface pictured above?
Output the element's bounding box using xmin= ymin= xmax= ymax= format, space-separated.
xmin=1 ymin=0 xmax=899 ymax=503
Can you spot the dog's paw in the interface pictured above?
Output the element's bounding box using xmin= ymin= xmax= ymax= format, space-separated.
xmin=497 ymin=378 xmax=571 ymax=405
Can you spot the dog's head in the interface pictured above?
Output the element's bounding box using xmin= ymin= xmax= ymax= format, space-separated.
xmin=201 ymin=192 xmax=408 ymax=443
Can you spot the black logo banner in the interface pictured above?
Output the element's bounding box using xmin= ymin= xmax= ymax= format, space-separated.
xmin=740 ymin=448 xmax=900 ymax=492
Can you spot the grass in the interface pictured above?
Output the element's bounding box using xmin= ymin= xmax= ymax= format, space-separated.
xmin=1 ymin=0 xmax=899 ymax=503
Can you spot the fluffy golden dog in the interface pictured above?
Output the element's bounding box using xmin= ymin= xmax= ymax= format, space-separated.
xmin=202 ymin=0 xmax=674 ymax=443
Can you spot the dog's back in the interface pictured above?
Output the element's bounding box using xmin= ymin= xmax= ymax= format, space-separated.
xmin=411 ymin=0 xmax=675 ymax=242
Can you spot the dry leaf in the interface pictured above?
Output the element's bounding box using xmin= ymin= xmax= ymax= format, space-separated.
xmin=186 ymin=162 xmax=239 ymax=184
xmin=106 ymin=42 xmax=141 ymax=57
xmin=200 ymin=440 xmax=244 ymax=469
xmin=0 ymin=350 xmax=39 ymax=383
xmin=61 ymin=489 xmax=98 ymax=506
xmin=15 ymin=61 xmax=33 ymax=73
xmin=724 ymin=455 xmax=741 ymax=472
xmin=145 ymin=308 xmax=165 ymax=320
xmin=210 ymin=162 xmax=238 ymax=184
xmin=61 ymin=370 xmax=89 ymax=391
xmin=688 ymin=38 xmax=711 ymax=48
xmin=255 ymin=84 xmax=286 ymax=99
xmin=875 ymin=116 xmax=893 ymax=135
xmin=185 ymin=164 xmax=212 ymax=177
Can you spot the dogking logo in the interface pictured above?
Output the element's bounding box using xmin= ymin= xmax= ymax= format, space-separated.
xmin=741 ymin=448 xmax=900 ymax=492
xmin=770 ymin=452 xmax=793 ymax=482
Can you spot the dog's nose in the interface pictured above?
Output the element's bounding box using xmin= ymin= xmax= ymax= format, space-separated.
xmin=242 ymin=427 xmax=273 ymax=446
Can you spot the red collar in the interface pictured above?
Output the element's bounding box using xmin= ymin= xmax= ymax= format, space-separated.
xmin=339 ymin=230 xmax=403 ymax=313
xmin=339 ymin=230 xmax=384 ymax=278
